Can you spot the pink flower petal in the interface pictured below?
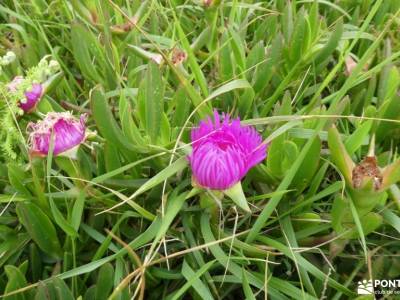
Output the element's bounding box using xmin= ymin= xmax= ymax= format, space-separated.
xmin=27 ymin=112 xmax=87 ymax=156
xmin=188 ymin=110 xmax=267 ymax=190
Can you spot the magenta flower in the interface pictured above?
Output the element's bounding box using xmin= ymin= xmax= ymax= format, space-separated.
xmin=188 ymin=111 xmax=267 ymax=190
xmin=22 ymin=83 xmax=42 ymax=112
xmin=27 ymin=112 xmax=87 ymax=157
xmin=8 ymin=76 xmax=43 ymax=113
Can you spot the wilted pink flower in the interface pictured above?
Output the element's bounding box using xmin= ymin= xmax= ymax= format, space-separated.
xmin=188 ymin=111 xmax=267 ymax=190
xmin=27 ymin=112 xmax=86 ymax=156
xmin=8 ymin=76 xmax=43 ymax=113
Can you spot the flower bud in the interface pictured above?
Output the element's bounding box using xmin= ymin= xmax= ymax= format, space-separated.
xmin=188 ymin=110 xmax=267 ymax=190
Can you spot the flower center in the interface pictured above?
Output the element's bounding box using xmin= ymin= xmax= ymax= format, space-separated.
xmin=209 ymin=132 xmax=236 ymax=151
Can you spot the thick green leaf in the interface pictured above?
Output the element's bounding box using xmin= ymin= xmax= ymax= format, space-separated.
xmin=381 ymin=159 xmax=400 ymax=189
xmin=266 ymin=134 xmax=285 ymax=178
xmin=229 ymin=27 xmax=246 ymax=73
xmin=291 ymin=137 xmax=321 ymax=192
xmin=4 ymin=265 xmax=28 ymax=300
xmin=16 ymin=202 xmax=62 ymax=258
xmin=8 ymin=164 xmax=31 ymax=197
xmin=349 ymin=198 xmax=367 ymax=259
xmin=174 ymin=19 xmax=209 ymax=97
xmin=314 ymin=18 xmax=343 ymax=65
xmin=90 ymin=87 xmax=138 ymax=154
xmin=70 ymin=190 xmax=85 ymax=232
xmin=137 ymin=61 xmax=164 ymax=143
xmin=289 ymin=10 xmax=307 ymax=65
xmin=52 ymin=278 xmax=74 ymax=300
xmin=381 ymin=207 xmax=400 ymax=234
xmin=49 ymin=198 xmax=77 ymax=237
xmin=253 ymin=34 xmax=283 ymax=94
xmin=95 ymin=263 xmax=114 ymax=300
xmin=71 ymin=23 xmax=103 ymax=83
xmin=328 ymin=126 xmax=355 ymax=184
xmin=345 ymin=120 xmax=373 ymax=155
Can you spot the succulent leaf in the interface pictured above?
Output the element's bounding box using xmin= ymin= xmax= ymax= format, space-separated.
xmin=328 ymin=126 xmax=355 ymax=184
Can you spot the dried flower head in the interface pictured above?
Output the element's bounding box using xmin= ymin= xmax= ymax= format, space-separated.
xmin=171 ymin=48 xmax=187 ymax=65
xmin=188 ymin=111 xmax=267 ymax=190
xmin=352 ymin=156 xmax=383 ymax=190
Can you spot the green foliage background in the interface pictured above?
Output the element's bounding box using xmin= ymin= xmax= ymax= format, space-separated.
xmin=1 ymin=0 xmax=400 ymax=299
